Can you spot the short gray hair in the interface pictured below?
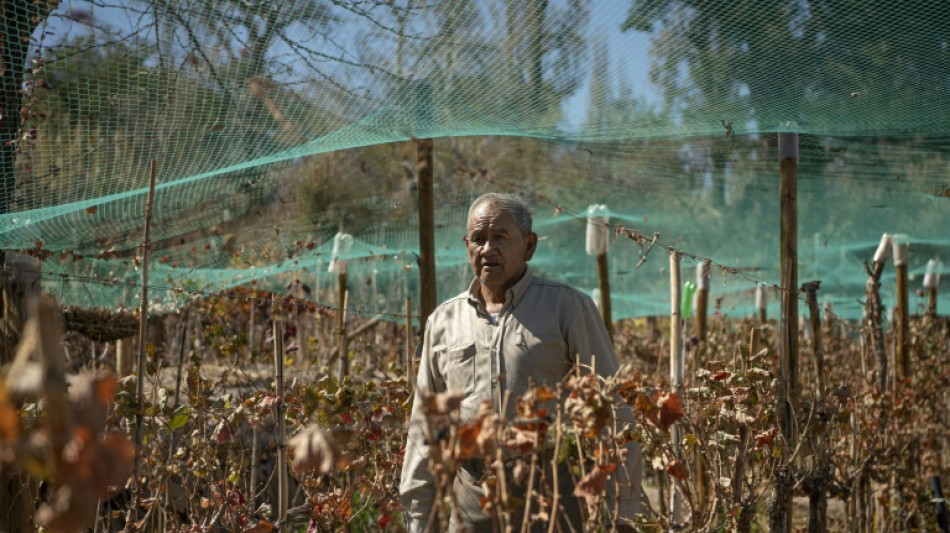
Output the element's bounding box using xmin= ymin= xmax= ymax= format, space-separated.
xmin=468 ymin=193 xmax=533 ymax=236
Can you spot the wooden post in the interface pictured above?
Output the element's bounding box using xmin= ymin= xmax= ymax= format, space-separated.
xmin=802 ymin=281 xmax=825 ymax=400
xmin=924 ymin=259 xmax=940 ymax=318
xmin=132 ymin=159 xmax=158 ymax=492
xmin=336 ymin=276 xmax=348 ymax=382
xmin=866 ymin=234 xmax=891 ymax=391
xmin=416 ymin=138 xmax=437 ymax=327
xmin=116 ymin=337 xmax=134 ymax=378
xmin=669 ymin=248 xmax=685 ymax=526
xmin=779 ymin=132 xmax=799 ymax=403
xmin=755 ymin=285 xmax=767 ymax=324
xmin=692 ymin=263 xmax=711 ymax=512
xmin=892 ymin=237 xmax=910 ymax=380
xmin=596 ymin=253 xmax=612 ymax=339
xmin=586 ymin=204 xmax=612 ymax=338
xmin=774 ymin=131 xmax=799 ymax=533
xmin=802 ymin=280 xmax=828 ymax=533
xmin=328 ymin=233 xmax=351 ymax=380
xmin=695 ymin=262 xmax=710 ymax=341
xmin=273 ymin=313 xmax=288 ymax=522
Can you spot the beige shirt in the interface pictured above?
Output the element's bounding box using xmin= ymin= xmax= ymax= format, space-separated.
xmin=399 ymin=267 xmax=641 ymax=532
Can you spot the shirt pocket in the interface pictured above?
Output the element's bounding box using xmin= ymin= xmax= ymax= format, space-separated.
xmin=441 ymin=343 xmax=476 ymax=394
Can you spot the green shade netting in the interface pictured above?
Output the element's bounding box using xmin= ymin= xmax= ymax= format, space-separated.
xmin=1 ymin=0 xmax=949 ymax=321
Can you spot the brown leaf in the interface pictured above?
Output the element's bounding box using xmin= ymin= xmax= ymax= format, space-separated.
xmin=667 ymin=459 xmax=690 ymax=480
xmin=712 ymin=370 xmax=731 ymax=381
xmin=656 ymin=392 xmax=684 ymax=431
xmin=573 ymin=464 xmax=612 ymax=502
xmin=243 ymin=521 xmax=274 ymax=533
xmin=85 ymin=206 xmax=97 ymax=214
xmin=535 ymin=385 xmax=555 ymax=402
xmin=0 ymin=381 xmax=18 ymax=443
xmin=634 ymin=391 xmax=659 ymax=424
xmin=457 ymin=418 xmax=485 ymax=460
xmin=754 ymin=427 xmax=780 ymax=447
xmin=504 ymin=426 xmax=537 ymax=454
xmin=289 ymin=426 xmax=337 ymax=474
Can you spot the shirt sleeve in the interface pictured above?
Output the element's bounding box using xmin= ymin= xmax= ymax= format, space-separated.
xmin=567 ymin=294 xmax=642 ymax=521
xmin=399 ymin=315 xmax=441 ymax=533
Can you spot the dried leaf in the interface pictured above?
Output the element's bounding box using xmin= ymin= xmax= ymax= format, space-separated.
xmin=573 ymin=464 xmax=613 ymax=502
xmin=0 ymin=381 xmax=19 ymax=443
xmin=243 ymin=521 xmax=274 ymax=533
xmin=656 ymin=392 xmax=684 ymax=431
xmin=667 ymin=459 xmax=689 ymax=480
xmin=213 ymin=420 xmax=232 ymax=444
xmin=535 ymin=385 xmax=555 ymax=402
xmin=754 ymin=427 xmax=780 ymax=447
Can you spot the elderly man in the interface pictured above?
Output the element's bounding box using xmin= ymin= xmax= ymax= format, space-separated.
xmin=400 ymin=193 xmax=641 ymax=532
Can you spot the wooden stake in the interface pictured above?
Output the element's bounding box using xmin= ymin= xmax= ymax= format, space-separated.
xmin=273 ymin=312 xmax=289 ymax=522
xmin=116 ymin=337 xmax=134 ymax=378
xmin=802 ymin=281 xmax=829 ymax=533
xmin=893 ymin=240 xmax=910 ymax=380
xmin=596 ymin=252 xmax=613 ymax=339
xmin=416 ymin=138 xmax=437 ymax=327
xmin=693 ymin=263 xmax=710 ymax=513
xmin=924 ymin=259 xmax=940 ymax=318
xmin=586 ymin=205 xmax=612 ymax=337
xmin=802 ymin=281 xmax=825 ymax=400
xmin=866 ymin=234 xmax=891 ymax=391
xmin=132 ymin=159 xmax=158 ymax=492
xmin=668 ymin=248 xmax=685 ymax=526
xmin=336 ymin=272 xmax=347 ymax=378
xmin=337 ymin=287 xmax=350 ymax=383
xmin=695 ymin=262 xmax=710 ymax=341
xmin=776 ymin=132 xmax=798 ymax=533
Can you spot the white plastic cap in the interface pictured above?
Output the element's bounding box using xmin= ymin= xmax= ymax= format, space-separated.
xmin=696 ymin=262 xmax=710 ymax=290
xmin=873 ymin=233 xmax=891 ymax=264
xmin=891 ymin=234 xmax=909 ymax=267
xmin=328 ymin=232 xmax=354 ymax=274
xmin=755 ymin=285 xmax=766 ymax=310
xmin=585 ymin=204 xmax=610 ymax=256
xmin=924 ymin=259 xmax=941 ymax=289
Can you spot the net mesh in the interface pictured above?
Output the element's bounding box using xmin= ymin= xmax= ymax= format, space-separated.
xmin=1 ymin=0 xmax=948 ymax=321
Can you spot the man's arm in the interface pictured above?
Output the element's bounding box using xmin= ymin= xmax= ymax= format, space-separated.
xmin=567 ymin=295 xmax=643 ymax=522
xmin=399 ymin=316 xmax=440 ymax=533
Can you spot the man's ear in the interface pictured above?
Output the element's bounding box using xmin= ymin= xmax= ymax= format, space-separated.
xmin=524 ymin=232 xmax=538 ymax=260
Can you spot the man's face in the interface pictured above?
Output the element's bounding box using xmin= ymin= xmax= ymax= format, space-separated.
xmin=464 ymin=201 xmax=537 ymax=293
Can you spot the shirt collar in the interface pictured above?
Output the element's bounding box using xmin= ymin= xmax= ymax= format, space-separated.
xmin=467 ymin=265 xmax=534 ymax=313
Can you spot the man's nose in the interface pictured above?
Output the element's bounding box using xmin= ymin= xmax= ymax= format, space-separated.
xmin=479 ymin=238 xmax=499 ymax=254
